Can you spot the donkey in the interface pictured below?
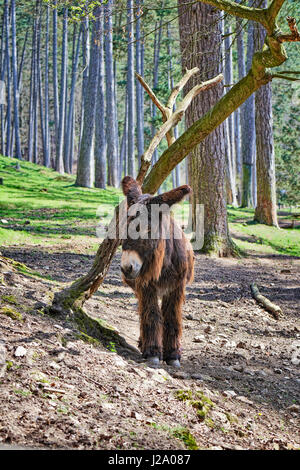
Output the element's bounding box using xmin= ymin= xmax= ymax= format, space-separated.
xmin=120 ymin=176 xmax=194 ymax=368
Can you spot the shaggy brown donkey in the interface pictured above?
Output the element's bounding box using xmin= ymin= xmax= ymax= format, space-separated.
xmin=120 ymin=176 xmax=194 ymax=368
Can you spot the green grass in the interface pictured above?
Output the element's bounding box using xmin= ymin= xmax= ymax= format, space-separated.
xmin=0 ymin=155 xmax=299 ymax=258
xmin=228 ymin=206 xmax=300 ymax=257
xmin=0 ymin=155 xmax=121 ymax=248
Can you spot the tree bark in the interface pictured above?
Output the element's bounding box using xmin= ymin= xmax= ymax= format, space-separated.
xmin=253 ymin=0 xmax=278 ymax=226
xmin=55 ymin=7 xmax=68 ymax=174
xmin=104 ymin=0 xmax=118 ymax=187
xmin=178 ymin=0 xmax=237 ymax=256
xmin=127 ymin=0 xmax=136 ymax=178
xmin=76 ymin=7 xmax=101 ymax=188
xmin=95 ymin=11 xmax=106 ymax=189
xmin=241 ymin=20 xmax=256 ymax=207
xmin=11 ymin=0 xmax=21 ymax=159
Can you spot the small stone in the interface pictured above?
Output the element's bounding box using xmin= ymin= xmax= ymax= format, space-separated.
xmin=204 ymin=325 xmax=214 ymax=334
xmin=236 ymin=396 xmax=253 ymax=405
xmin=172 ymin=371 xmax=190 ymax=380
xmin=49 ymin=361 xmax=61 ymax=370
xmin=191 ymin=373 xmax=204 ymax=380
xmin=223 ymin=390 xmax=237 ymax=398
xmin=274 ymin=368 xmax=282 ymax=374
xmin=236 ymin=341 xmax=247 ymax=349
xmin=233 ymin=365 xmax=244 ymax=373
xmin=287 ymin=404 xmax=299 ymax=413
xmin=14 ymin=346 xmax=27 ymax=357
xmin=0 ymin=219 xmax=8 ymax=224
xmin=193 ymin=335 xmax=205 ymax=343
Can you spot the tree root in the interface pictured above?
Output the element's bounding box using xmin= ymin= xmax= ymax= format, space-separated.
xmin=250 ymin=283 xmax=282 ymax=320
xmin=47 ymin=299 xmax=140 ymax=359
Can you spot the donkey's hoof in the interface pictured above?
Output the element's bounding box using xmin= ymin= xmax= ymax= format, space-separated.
xmin=147 ymin=356 xmax=160 ymax=368
xmin=166 ymin=359 xmax=181 ymax=368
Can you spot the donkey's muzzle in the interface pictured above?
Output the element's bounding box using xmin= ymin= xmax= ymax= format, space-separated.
xmin=121 ymin=250 xmax=143 ymax=280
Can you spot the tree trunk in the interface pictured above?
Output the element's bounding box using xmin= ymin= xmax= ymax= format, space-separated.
xmin=224 ymin=22 xmax=237 ymax=206
xmin=55 ymin=7 xmax=68 ymax=174
xmin=105 ymin=0 xmax=118 ymax=187
xmin=11 ymin=0 xmax=21 ymax=159
xmin=253 ymin=0 xmax=278 ymax=227
xmin=75 ymin=6 xmax=101 ymax=188
xmin=127 ymin=0 xmax=136 ymax=178
xmin=65 ymin=25 xmax=81 ymax=174
xmin=94 ymin=11 xmax=106 ymax=189
xmin=52 ymin=0 xmax=59 ymax=141
xmin=135 ymin=0 xmax=144 ymax=167
xmin=178 ymin=0 xmax=237 ymax=256
xmin=241 ymin=20 xmax=256 ymax=207
xmin=4 ymin=0 xmax=11 ymax=156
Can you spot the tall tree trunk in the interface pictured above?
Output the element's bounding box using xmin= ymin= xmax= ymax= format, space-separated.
xmin=4 ymin=0 xmax=11 ymax=156
xmin=178 ymin=0 xmax=237 ymax=256
xmin=167 ymin=24 xmax=180 ymax=188
xmin=79 ymin=16 xmax=89 ymax=147
xmin=65 ymin=25 xmax=81 ymax=174
xmin=241 ymin=20 xmax=256 ymax=207
xmin=52 ymin=0 xmax=59 ymax=141
xmin=55 ymin=7 xmax=68 ymax=174
xmin=224 ymin=22 xmax=237 ymax=206
xmin=44 ymin=5 xmax=50 ymax=167
xmin=135 ymin=0 xmax=144 ymax=166
xmin=95 ymin=11 xmax=106 ymax=189
xmin=127 ymin=0 xmax=135 ymax=178
xmin=104 ymin=0 xmax=118 ymax=187
xmin=253 ymin=0 xmax=278 ymax=227
xmin=75 ymin=6 xmax=101 ymax=188
xmin=37 ymin=2 xmax=46 ymax=164
xmin=10 ymin=0 xmax=21 ymax=159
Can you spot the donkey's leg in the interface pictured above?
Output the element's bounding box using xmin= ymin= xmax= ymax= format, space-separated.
xmin=137 ymin=284 xmax=163 ymax=364
xmin=161 ymin=285 xmax=185 ymax=367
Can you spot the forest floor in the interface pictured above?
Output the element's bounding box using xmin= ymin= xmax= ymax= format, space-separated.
xmin=0 ymin=156 xmax=299 ymax=451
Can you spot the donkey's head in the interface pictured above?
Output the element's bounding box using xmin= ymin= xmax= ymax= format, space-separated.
xmin=120 ymin=176 xmax=191 ymax=281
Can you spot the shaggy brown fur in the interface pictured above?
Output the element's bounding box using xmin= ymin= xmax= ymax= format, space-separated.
xmin=121 ymin=176 xmax=194 ymax=365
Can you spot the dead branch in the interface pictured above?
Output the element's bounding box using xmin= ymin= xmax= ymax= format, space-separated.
xmin=250 ymin=283 xmax=282 ymax=320
xmin=136 ymin=71 xmax=224 ymax=184
xmin=278 ymin=17 xmax=300 ymax=43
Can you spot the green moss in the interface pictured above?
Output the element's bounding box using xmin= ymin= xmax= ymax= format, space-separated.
xmin=174 ymin=389 xmax=214 ymax=421
xmin=76 ymin=331 xmax=101 ymax=346
xmin=171 ymin=426 xmax=199 ymax=450
xmin=0 ymin=306 xmax=23 ymax=321
xmin=1 ymin=294 xmax=18 ymax=305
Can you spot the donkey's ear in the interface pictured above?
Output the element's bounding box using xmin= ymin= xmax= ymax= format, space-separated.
xmin=150 ymin=185 xmax=192 ymax=207
xmin=121 ymin=176 xmax=142 ymax=205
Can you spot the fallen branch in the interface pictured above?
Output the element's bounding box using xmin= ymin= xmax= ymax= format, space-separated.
xmin=250 ymin=283 xmax=282 ymax=319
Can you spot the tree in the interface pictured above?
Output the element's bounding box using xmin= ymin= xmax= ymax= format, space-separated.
xmin=75 ymin=6 xmax=101 ymax=187
xmin=241 ymin=19 xmax=256 ymax=207
xmin=253 ymin=0 xmax=278 ymax=226
xmin=178 ymin=0 xmax=236 ymax=257
xmin=94 ymin=10 xmax=106 ymax=189
xmin=55 ymin=7 xmax=68 ymax=174
xmin=127 ymin=0 xmax=135 ymax=178
xmin=104 ymin=0 xmax=118 ymax=187
xmin=11 ymin=0 xmax=22 ymax=159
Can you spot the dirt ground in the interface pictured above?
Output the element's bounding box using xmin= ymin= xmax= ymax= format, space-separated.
xmin=0 ymin=244 xmax=299 ymax=450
